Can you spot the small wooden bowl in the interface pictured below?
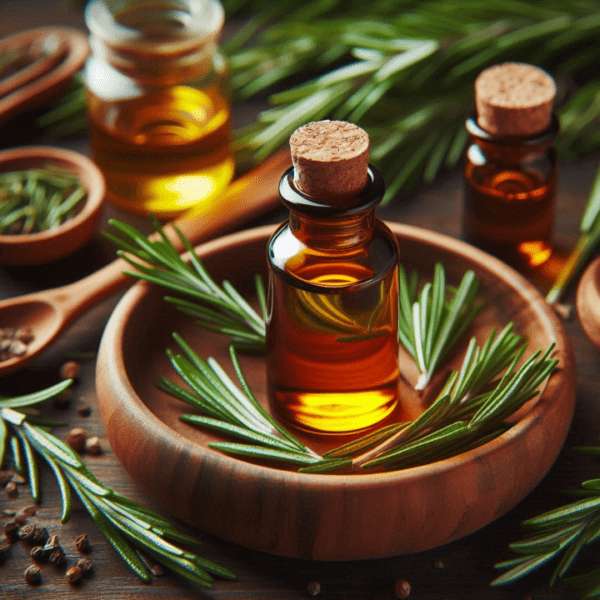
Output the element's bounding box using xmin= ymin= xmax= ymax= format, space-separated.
xmin=97 ymin=223 xmax=576 ymax=560
xmin=576 ymin=255 xmax=600 ymax=350
xmin=0 ymin=27 xmax=89 ymax=125
xmin=0 ymin=146 xmax=105 ymax=265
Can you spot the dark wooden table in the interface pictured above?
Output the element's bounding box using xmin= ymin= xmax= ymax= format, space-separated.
xmin=2 ymin=2 xmax=600 ymax=599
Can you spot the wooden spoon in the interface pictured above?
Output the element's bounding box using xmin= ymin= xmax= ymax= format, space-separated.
xmin=0 ymin=149 xmax=290 ymax=376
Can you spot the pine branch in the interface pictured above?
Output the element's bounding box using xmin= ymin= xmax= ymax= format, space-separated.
xmin=492 ymin=439 xmax=600 ymax=600
xmin=0 ymin=384 xmax=236 ymax=586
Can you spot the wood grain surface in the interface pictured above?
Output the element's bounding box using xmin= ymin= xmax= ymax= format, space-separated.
xmin=2 ymin=2 xmax=600 ymax=598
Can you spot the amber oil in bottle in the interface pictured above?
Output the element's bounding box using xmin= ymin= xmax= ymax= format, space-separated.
xmin=84 ymin=0 xmax=233 ymax=218
xmin=463 ymin=62 xmax=558 ymax=271
xmin=266 ymin=121 xmax=400 ymax=435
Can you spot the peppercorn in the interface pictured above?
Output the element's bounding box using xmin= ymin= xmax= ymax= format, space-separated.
xmin=53 ymin=388 xmax=72 ymax=409
xmin=85 ymin=436 xmax=102 ymax=455
xmin=75 ymin=533 xmax=90 ymax=553
xmin=60 ymin=360 xmax=81 ymax=380
xmin=77 ymin=404 xmax=92 ymax=417
xmin=24 ymin=564 xmax=42 ymax=585
xmin=67 ymin=427 xmax=86 ymax=452
xmin=306 ymin=580 xmax=321 ymax=596
xmin=66 ymin=565 xmax=83 ymax=584
xmin=49 ymin=546 xmax=66 ymax=566
xmin=77 ymin=557 xmax=94 ymax=577
xmin=32 ymin=526 xmax=48 ymax=546
xmin=5 ymin=480 xmax=18 ymax=499
xmin=18 ymin=524 xmax=37 ymax=543
xmin=4 ymin=521 xmax=20 ymax=542
xmin=394 ymin=579 xmax=411 ymax=599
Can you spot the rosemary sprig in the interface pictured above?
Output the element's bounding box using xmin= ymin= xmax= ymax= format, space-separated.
xmin=399 ymin=263 xmax=483 ymax=390
xmin=225 ymin=0 xmax=600 ymax=201
xmin=105 ymin=218 xmax=266 ymax=353
xmin=161 ymin=336 xmax=345 ymax=468
xmin=303 ymin=325 xmax=556 ymax=472
xmin=0 ymin=382 xmax=236 ymax=586
xmin=546 ymin=161 xmax=600 ymax=305
xmin=492 ymin=439 xmax=600 ymax=600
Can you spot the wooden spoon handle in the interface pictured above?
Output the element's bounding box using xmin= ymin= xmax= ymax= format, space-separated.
xmin=50 ymin=149 xmax=290 ymax=322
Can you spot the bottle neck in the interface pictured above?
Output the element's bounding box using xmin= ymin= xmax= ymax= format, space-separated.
xmin=279 ymin=165 xmax=385 ymax=251
xmin=466 ymin=114 xmax=559 ymax=164
xmin=85 ymin=0 xmax=223 ymax=85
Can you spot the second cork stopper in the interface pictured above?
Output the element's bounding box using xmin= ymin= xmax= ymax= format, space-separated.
xmin=289 ymin=120 xmax=369 ymax=200
xmin=475 ymin=62 xmax=556 ymax=137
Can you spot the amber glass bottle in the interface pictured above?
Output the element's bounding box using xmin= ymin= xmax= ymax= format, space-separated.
xmin=84 ymin=0 xmax=233 ymax=218
xmin=463 ymin=62 xmax=558 ymax=270
xmin=266 ymin=122 xmax=400 ymax=435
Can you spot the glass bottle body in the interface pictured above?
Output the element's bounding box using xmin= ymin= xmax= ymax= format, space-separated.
xmin=266 ymin=168 xmax=400 ymax=434
xmin=463 ymin=116 xmax=558 ymax=270
xmin=84 ymin=0 xmax=234 ymax=218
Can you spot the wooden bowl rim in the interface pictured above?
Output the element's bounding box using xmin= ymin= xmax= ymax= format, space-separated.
xmin=0 ymin=26 xmax=90 ymax=123
xmin=576 ymin=254 xmax=600 ymax=350
xmin=0 ymin=146 xmax=105 ymax=261
xmin=100 ymin=222 xmax=575 ymax=486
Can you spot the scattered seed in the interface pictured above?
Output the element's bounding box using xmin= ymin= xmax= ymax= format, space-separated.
xmin=4 ymin=521 xmax=20 ymax=542
xmin=46 ymin=534 xmax=60 ymax=549
xmin=5 ymin=481 xmax=18 ymax=499
xmin=60 ymin=360 xmax=81 ymax=380
xmin=67 ymin=427 xmax=86 ymax=452
xmin=30 ymin=545 xmax=46 ymax=561
xmin=77 ymin=557 xmax=93 ymax=577
xmin=306 ymin=580 xmax=321 ymax=596
xmin=24 ymin=564 xmax=42 ymax=585
xmin=49 ymin=546 xmax=66 ymax=567
xmin=77 ymin=404 xmax=92 ymax=417
xmin=433 ymin=559 xmax=444 ymax=569
xmin=75 ymin=533 xmax=90 ymax=553
xmin=32 ymin=526 xmax=48 ymax=546
xmin=53 ymin=388 xmax=72 ymax=409
xmin=0 ymin=470 xmax=15 ymax=485
xmin=11 ymin=473 xmax=27 ymax=485
xmin=66 ymin=565 xmax=83 ymax=584
xmin=0 ymin=327 xmax=35 ymax=363
xmin=85 ymin=436 xmax=102 ymax=455
xmin=18 ymin=524 xmax=37 ymax=543
xmin=19 ymin=505 xmax=37 ymax=518
xmin=394 ymin=579 xmax=411 ymax=599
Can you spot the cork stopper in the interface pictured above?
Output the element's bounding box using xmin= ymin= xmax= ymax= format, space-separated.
xmin=475 ymin=62 xmax=556 ymax=136
xmin=289 ymin=120 xmax=369 ymax=199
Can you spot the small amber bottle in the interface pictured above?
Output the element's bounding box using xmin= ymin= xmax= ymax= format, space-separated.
xmin=84 ymin=0 xmax=234 ymax=218
xmin=266 ymin=121 xmax=400 ymax=435
xmin=463 ymin=62 xmax=558 ymax=270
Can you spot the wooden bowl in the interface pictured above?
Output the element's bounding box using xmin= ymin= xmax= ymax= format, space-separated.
xmin=0 ymin=27 xmax=89 ymax=125
xmin=576 ymin=255 xmax=600 ymax=350
xmin=0 ymin=146 xmax=105 ymax=266
xmin=96 ymin=223 xmax=576 ymax=560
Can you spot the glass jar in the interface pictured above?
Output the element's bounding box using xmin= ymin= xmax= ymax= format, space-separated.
xmin=266 ymin=165 xmax=400 ymax=434
xmin=84 ymin=0 xmax=234 ymax=218
xmin=463 ymin=114 xmax=559 ymax=270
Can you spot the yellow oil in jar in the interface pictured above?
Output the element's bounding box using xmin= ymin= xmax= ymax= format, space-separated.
xmin=87 ymin=85 xmax=234 ymax=218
